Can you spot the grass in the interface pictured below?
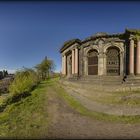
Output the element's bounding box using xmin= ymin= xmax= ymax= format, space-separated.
xmin=0 ymin=80 xmax=49 ymax=138
xmin=63 ymin=81 xmax=140 ymax=106
xmin=50 ymin=79 xmax=140 ymax=124
xmin=88 ymin=90 xmax=140 ymax=106
xmin=1 ymin=77 xmax=140 ymax=138
xmin=0 ymin=95 xmax=6 ymax=105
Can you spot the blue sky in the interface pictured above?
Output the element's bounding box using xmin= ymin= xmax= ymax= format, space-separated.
xmin=0 ymin=1 xmax=140 ymax=73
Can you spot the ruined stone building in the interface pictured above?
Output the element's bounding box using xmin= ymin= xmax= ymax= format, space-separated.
xmin=60 ymin=29 xmax=140 ymax=81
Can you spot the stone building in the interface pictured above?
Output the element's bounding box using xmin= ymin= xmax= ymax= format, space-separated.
xmin=60 ymin=29 xmax=140 ymax=80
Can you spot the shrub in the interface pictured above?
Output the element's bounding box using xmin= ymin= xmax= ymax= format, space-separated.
xmin=0 ymin=69 xmax=40 ymax=112
xmin=9 ymin=69 xmax=39 ymax=95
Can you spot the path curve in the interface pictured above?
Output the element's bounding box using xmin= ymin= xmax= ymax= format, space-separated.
xmin=46 ymin=82 xmax=140 ymax=139
xmin=61 ymin=82 xmax=140 ymax=116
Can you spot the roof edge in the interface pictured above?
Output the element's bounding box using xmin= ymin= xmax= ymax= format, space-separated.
xmin=60 ymin=39 xmax=81 ymax=53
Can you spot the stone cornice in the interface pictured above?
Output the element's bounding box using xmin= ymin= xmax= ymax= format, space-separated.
xmin=60 ymin=39 xmax=81 ymax=53
xmin=60 ymin=29 xmax=140 ymax=54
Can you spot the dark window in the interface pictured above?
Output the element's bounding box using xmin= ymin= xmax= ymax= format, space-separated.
xmin=88 ymin=50 xmax=98 ymax=75
xmin=106 ymin=47 xmax=120 ymax=75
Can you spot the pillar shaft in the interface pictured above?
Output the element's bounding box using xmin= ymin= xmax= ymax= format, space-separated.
xmin=129 ymin=39 xmax=134 ymax=75
xmin=72 ymin=49 xmax=75 ymax=74
xmin=63 ymin=55 xmax=66 ymax=75
xmin=120 ymin=52 xmax=124 ymax=76
xmin=98 ymin=53 xmax=104 ymax=75
xmin=75 ymin=48 xmax=78 ymax=74
xmin=62 ymin=56 xmax=64 ymax=74
xmin=136 ymin=40 xmax=140 ymax=74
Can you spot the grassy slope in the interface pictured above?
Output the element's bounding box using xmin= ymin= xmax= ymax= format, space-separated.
xmin=52 ymin=80 xmax=140 ymax=124
xmin=0 ymin=81 xmax=49 ymax=138
xmin=1 ymin=78 xmax=140 ymax=138
xmin=63 ymin=82 xmax=140 ymax=106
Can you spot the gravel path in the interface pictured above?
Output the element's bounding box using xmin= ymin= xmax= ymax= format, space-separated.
xmin=46 ymin=84 xmax=140 ymax=139
xmin=62 ymin=85 xmax=140 ymax=116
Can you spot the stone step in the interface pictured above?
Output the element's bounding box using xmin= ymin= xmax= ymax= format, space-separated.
xmin=77 ymin=80 xmax=123 ymax=86
xmin=67 ymin=75 xmax=140 ymax=86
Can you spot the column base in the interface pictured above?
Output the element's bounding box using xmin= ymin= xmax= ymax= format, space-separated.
xmin=127 ymin=74 xmax=135 ymax=78
xmin=60 ymin=74 xmax=67 ymax=79
xmin=135 ymin=73 xmax=140 ymax=76
xmin=72 ymin=73 xmax=79 ymax=80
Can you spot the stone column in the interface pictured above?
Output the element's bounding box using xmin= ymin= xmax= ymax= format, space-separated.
xmin=75 ymin=48 xmax=78 ymax=74
xmin=129 ymin=39 xmax=134 ymax=75
xmin=98 ymin=53 xmax=104 ymax=75
xmin=136 ymin=40 xmax=140 ymax=75
xmin=63 ymin=55 xmax=66 ymax=75
xmin=72 ymin=49 xmax=75 ymax=74
xmin=61 ymin=56 xmax=64 ymax=74
xmin=83 ymin=56 xmax=88 ymax=76
xmin=103 ymin=53 xmax=107 ymax=75
xmin=120 ymin=52 xmax=124 ymax=76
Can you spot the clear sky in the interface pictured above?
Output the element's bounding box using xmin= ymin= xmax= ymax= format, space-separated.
xmin=0 ymin=1 xmax=140 ymax=73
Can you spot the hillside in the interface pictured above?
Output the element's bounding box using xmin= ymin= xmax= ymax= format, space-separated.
xmin=0 ymin=80 xmax=49 ymax=138
xmin=0 ymin=78 xmax=140 ymax=138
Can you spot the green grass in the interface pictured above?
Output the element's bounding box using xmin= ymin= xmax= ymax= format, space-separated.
xmin=67 ymin=83 xmax=140 ymax=106
xmin=1 ymin=77 xmax=140 ymax=138
xmin=50 ymin=79 xmax=140 ymax=124
xmin=0 ymin=81 xmax=49 ymax=138
xmin=60 ymin=80 xmax=140 ymax=106
xmin=88 ymin=90 xmax=140 ymax=106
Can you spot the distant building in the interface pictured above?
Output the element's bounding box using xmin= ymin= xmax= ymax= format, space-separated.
xmin=60 ymin=29 xmax=140 ymax=79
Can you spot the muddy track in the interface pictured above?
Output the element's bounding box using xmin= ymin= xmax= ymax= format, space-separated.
xmin=46 ymin=85 xmax=140 ymax=139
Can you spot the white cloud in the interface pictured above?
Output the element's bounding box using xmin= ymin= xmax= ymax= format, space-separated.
xmin=8 ymin=69 xmax=16 ymax=74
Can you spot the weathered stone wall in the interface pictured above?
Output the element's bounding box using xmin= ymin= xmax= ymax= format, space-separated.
xmin=60 ymin=30 xmax=140 ymax=78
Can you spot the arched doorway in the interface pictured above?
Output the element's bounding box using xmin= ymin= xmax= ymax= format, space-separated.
xmin=88 ymin=49 xmax=98 ymax=75
xmin=106 ymin=47 xmax=120 ymax=75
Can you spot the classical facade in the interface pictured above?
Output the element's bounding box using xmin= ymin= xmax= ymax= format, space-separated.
xmin=60 ymin=29 xmax=140 ymax=79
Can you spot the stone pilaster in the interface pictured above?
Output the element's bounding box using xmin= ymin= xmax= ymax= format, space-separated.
xmin=103 ymin=53 xmax=107 ymax=75
xmin=120 ymin=52 xmax=124 ymax=76
xmin=72 ymin=49 xmax=75 ymax=74
xmin=129 ymin=39 xmax=134 ymax=75
xmin=63 ymin=55 xmax=66 ymax=75
xmin=61 ymin=56 xmax=64 ymax=74
xmin=136 ymin=40 xmax=140 ymax=75
xmin=84 ymin=56 xmax=88 ymax=76
xmin=75 ymin=48 xmax=78 ymax=74
xmin=98 ymin=53 xmax=104 ymax=75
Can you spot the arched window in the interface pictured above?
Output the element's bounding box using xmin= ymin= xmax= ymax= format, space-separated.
xmin=87 ymin=49 xmax=98 ymax=75
xmin=106 ymin=47 xmax=120 ymax=75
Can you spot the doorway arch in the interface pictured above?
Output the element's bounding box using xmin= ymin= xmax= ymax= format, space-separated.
xmin=106 ymin=47 xmax=120 ymax=75
xmin=87 ymin=49 xmax=98 ymax=75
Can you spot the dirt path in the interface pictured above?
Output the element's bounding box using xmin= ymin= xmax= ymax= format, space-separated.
xmin=60 ymin=80 xmax=140 ymax=116
xmin=63 ymin=86 xmax=140 ymax=116
xmin=46 ymin=85 xmax=140 ymax=139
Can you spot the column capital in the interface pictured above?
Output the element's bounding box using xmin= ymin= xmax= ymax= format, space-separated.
xmin=73 ymin=46 xmax=79 ymax=50
xmin=129 ymin=35 xmax=135 ymax=40
xmin=129 ymin=38 xmax=135 ymax=43
xmin=137 ymin=39 xmax=140 ymax=43
xmin=62 ymin=53 xmax=66 ymax=57
xmin=98 ymin=52 xmax=104 ymax=57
